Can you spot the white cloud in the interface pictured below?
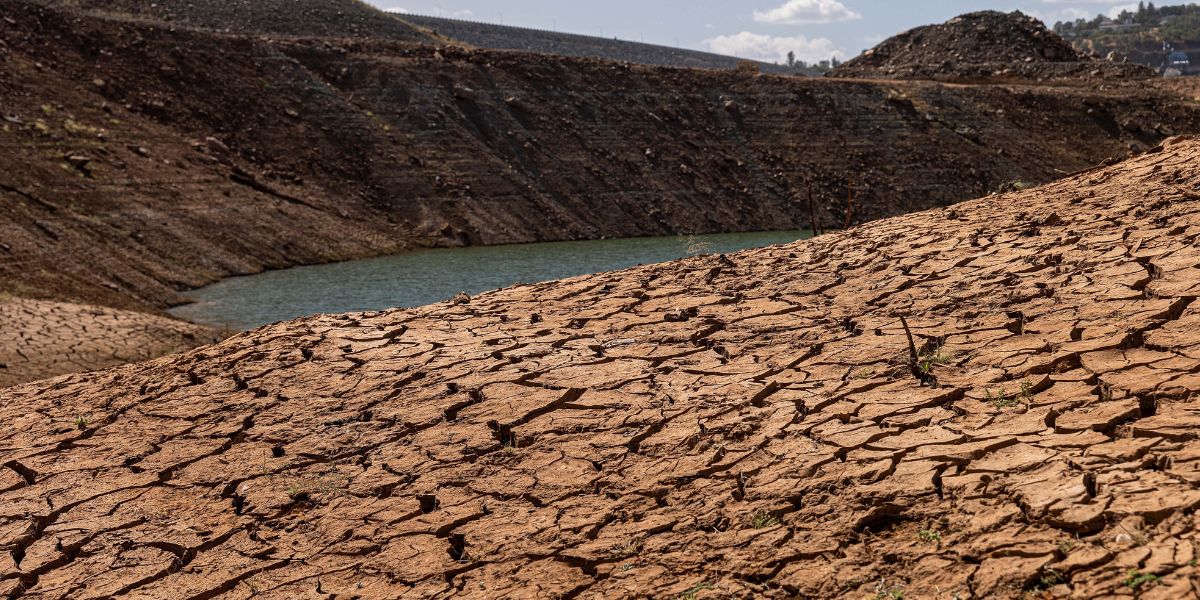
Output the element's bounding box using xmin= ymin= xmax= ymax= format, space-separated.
xmin=753 ymin=0 xmax=862 ymax=25
xmin=705 ymin=31 xmax=843 ymax=64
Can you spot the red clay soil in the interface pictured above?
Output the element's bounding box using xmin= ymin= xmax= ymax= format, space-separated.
xmin=0 ymin=297 xmax=218 ymax=388
xmin=4 ymin=0 xmax=1200 ymax=317
xmin=830 ymin=11 xmax=1155 ymax=84
xmin=4 ymin=138 xmax=1200 ymax=598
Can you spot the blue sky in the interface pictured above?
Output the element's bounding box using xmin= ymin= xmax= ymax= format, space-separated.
xmin=369 ymin=0 xmax=1157 ymax=64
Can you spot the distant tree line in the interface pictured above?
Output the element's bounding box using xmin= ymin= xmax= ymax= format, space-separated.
xmin=784 ymin=50 xmax=842 ymax=73
xmin=1054 ymin=2 xmax=1200 ymax=42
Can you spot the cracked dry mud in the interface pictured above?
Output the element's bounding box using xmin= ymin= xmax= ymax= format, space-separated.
xmin=5 ymin=139 xmax=1200 ymax=599
xmin=0 ymin=299 xmax=217 ymax=388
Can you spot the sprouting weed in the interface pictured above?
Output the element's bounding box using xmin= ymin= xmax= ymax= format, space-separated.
xmin=1123 ymin=569 xmax=1159 ymax=590
xmin=678 ymin=581 xmax=714 ymax=600
xmin=917 ymin=529 xmax=941 ymax=545
xmin=852 ymin=367 xmax=877 ymax=380
xmin=872 ymin=579 xmax=905 ymax=600
xmin=987 ymin=388 xmax=1020 ymax=409
xmin=917 ymin=347 xmax=955 ymax=374
xmin=750 ymin=511 xmax=781 ymax=529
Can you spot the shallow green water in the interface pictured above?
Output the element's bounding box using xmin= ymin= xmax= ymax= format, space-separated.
xmin=170 ymin=230 xmax=811 ymax=331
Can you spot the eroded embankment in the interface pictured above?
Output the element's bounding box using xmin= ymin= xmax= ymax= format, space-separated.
xmin=3 ymin=0 xmax=1200 ymax=316
xmin=3 ymin=138 xmax=1200 ymax=598
xmin=0 ymin=297 xmax=218 ymax=388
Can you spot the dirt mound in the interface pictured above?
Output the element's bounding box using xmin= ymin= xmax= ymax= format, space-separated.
xmin=830 ymin=11 xmax=1155 ymax=82
xmin=4 ymin=138 xmax=1200 ymax=597
xmin=0 ymin=298 xmax=219 ymax=387
xmin=62 ymin=0 xmax=434 ymax=41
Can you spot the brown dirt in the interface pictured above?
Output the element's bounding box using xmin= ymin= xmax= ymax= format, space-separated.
xmin=4 ymin=137 xmax=1200 ymax=598
xmin=830 ymin=11 xmax=1155 ymax=84
xmin=0 ymin=297 xmax=219 ymax=388
xmin=62 ymin=0 xmax=435 ymax=42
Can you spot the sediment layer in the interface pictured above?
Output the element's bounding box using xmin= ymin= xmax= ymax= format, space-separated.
xmin=3 ymin=138 xmax=1200 ymax=598
xmin=0 ymin=297 xmax=218 ymax=388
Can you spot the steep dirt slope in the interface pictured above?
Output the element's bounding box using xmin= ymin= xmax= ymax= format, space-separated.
xmin=4 ymin=0 xmax=1200 ymax=315
xmin=396 ymin=13 xmax=806 ymax=74
xmin=62 ymin=0 xmax=434 ymax=42
xmin=4 ymin=138 xmax=1200 ymax=598
xmin=831 ymin=11 xmax=1154 ymax=83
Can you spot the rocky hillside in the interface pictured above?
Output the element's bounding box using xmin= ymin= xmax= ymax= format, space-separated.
xmin=831 ymin=11 xmax=1155 ymax=82
xmin=4 ymin=0 xmax=1198 ymax=316
xmin=397 ymin=13 xmax=810 ymax=75
xmin=62 ymin=0 xmax=434 ymax=41
xmin=4 ymin=136 xmax=1200 ymax=598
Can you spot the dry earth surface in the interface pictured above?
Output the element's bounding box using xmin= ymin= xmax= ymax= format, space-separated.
xmin=4 ymin=138 xmax=1200 ymax=598
xmin=0 ymin=298 xmax=219 ymax=389
xmin=6 ymin=0 xmax=1200 ymax=385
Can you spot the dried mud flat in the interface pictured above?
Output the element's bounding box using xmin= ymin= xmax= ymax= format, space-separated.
xmin=4 ymin=139 xmax=1200 ymax=599
xmin=0 ymin=298 xmax=217 ymax=388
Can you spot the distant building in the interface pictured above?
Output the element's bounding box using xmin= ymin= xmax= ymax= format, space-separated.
xmin=1099 ymin=15 xmax=1140 ymax=32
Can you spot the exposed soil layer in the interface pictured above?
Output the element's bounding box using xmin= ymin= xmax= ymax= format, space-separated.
xmin=396 ymin=14 xmax=808 ymax=74
xmin=0 ymin=297 xmax=218 ymax=388
xmin=830 ymin=11 xmax=1155 ymax=83
xmin=5 ymin=0 xmax=1200 ymax=317
xmin=4 ymin=138 xmax=1200 ymax=598
xmin=63 ymin=0 xmax=434 ymax=42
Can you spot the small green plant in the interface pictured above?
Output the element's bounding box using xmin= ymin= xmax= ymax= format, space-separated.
xmin=286 ymin=485 xmax=307 ymax=500
xmin=1123 ymin=569 xmax=1158 ymax=590
xmin=750 ymin=511 xmax=781 ymax=529
xmin=73 ymin=416 xmax=89 ymax=430
xmin=1057 ymin=539 xmax=1076 ymax=556
xmin=917 ymin=347 xmax=954 ymax=375
xmin=871 ymin=580 xmax=905 ymax=600
xmin=1188 ymin=559 xmax=1198 ymax=567
xmin=917 ymin=529 xmax=941 ymax=545
xmin=987 ymin=385 xmax=1031 ymax=410
xmin=678 ymin=581 xmax=714 ymax=600
xmin=851 ymin=367 xmax=877 ymax=380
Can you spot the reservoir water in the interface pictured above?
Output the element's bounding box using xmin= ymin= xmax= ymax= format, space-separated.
xmin=170 ymin=230 xmax=811 ymax=331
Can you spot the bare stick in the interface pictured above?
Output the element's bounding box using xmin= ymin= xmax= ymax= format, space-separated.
xmin=844 ymin=179 xmax=855 ymax=230
xmin=807 ymin=180 xmax=821 ymax=236
xmin=900 ymin=316 xmax=919 ymax=374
